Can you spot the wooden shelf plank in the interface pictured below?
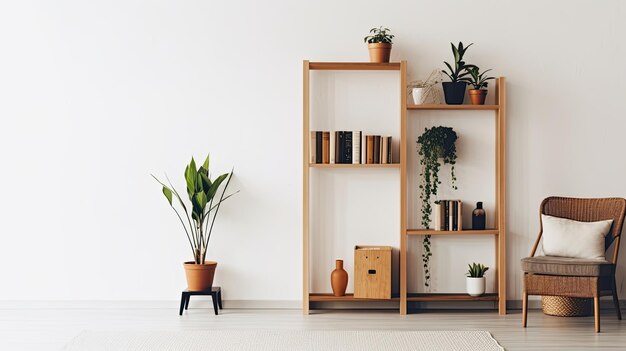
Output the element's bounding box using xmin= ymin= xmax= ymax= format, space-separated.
xmin=309 ymin=293 xmax=396 ymax=302
xmin=406 ymin=293 xmax=498 ymax=301
xmin=310 ymin=163 xmax=400 ymax=168
xmin=407 ymin=104 xmax=499 ymax=110
xmin=406 ymin=229 xmax=499 ymax=235
xmin=309 ymin=62 xmax=401 ymax=71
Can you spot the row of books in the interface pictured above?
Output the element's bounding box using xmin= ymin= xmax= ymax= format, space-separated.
xmin=310 ymin=131 xmax=394 ymax=164
xmin=433 ymin=200 xmax=463 ymax=231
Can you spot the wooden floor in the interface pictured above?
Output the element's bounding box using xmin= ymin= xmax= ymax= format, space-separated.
xmin=0 ymin=306 xmax=624 ymax=350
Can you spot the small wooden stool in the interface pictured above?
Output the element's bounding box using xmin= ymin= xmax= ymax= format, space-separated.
xmin=179 ymin=286 xmax=222 ymax=315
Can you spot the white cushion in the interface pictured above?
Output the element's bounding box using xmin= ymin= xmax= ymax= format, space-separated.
xmin=541 ymin=214 xmax=613 ymax=259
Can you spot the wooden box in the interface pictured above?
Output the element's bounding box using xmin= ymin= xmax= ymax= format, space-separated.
xmin=354 ymin=246 xmax=392 ymax=299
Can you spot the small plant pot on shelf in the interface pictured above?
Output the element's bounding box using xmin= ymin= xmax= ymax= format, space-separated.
xmin=466 ymin=277 xmax=486 ymax=296
xmin=367 ymin=43 xmax=392 ymax=63
xmin=184 ymin=261 xmax=217 ymax=291
xmin=468 ymin=89 xmax=488 ymax=105
xmin=412 ymin=88 xmax=427 ymax=105
xmin=442 ymin=82 xmax=467 ymax=105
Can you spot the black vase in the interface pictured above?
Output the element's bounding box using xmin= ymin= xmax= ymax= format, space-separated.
xmin=472 ymin=202 xmax=486 ymax=230
xmin=442 ymin=81 xmax=467 ymax=105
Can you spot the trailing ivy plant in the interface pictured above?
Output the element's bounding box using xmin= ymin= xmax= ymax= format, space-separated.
xmin=417 ymin=126 xmax=458 ymax=287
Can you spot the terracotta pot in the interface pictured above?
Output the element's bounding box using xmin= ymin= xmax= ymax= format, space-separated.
xmin=468 ymin=89 xmax=488 ymax=105
xmin=184 ymin=261 xmax=217 ymax=291
xmin=367 ymin=43 xmax=392 ymax=63
xmin=331 ymin=259 xmax=348 ymax=296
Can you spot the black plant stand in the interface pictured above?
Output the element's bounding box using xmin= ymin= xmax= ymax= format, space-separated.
xmin=179 ymin=286 xmax=222 ymax=315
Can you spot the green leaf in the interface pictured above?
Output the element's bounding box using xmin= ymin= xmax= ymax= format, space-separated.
xmin=207 ymin=173 xmax=229 ymax=201
xmin=195 ymin=173 xmax=204 ymax=193
xmin=185 ymin=159 xmax=198 ymax=198
xmin=202 ymin=154 xmax=210 ymax=172
xmin=451 ymin=43 xmax=459 ymax=63
xmin=192 ymin=191 xmax=208 ymax=219
xmin=162 ymin=186 xmax=173 ymax=205
xmin=200 ymin=172 xmax=212 ymax=193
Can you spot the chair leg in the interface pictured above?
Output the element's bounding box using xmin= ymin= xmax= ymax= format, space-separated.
xmin=522 ymin=291 xmax=528 ymax=328
xmin=218 ymin=290 xmax=223 ymax=309
xmin=185 ymin=295 xmax=190 ymax=310
xmin=594 ymin=296 xmax=600 ymax=333
xmin=612 ymin=279 xmax=622 ymax=320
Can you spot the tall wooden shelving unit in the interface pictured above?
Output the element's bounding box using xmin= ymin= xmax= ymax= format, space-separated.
xmin=303 ymin=60 xmax=506 ymax=315
xmin=400 ymin=77 xmax=507 ymax=315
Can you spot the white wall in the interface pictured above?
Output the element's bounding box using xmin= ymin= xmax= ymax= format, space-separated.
xmin=1 ymin=0 xmax=625 ymax=302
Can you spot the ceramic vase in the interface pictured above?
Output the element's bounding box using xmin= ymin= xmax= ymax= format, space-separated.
xmin=412 ymin=88 xmax=427 ymax=105
xmin=331 ymin=259 xmax=348 ymax=297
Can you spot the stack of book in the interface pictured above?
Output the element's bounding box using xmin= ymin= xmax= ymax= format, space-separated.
xmin=433 ymin=200 xmax=463 ymax=231
xmin=310 ymin=131 xmax=393 ymax=164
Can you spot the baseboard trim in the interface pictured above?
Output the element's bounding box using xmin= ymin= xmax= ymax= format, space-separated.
xmin=0 ymin=299 xmax=623 ymax=310
xmin=0 ymin=299 xmax=301 ymax=310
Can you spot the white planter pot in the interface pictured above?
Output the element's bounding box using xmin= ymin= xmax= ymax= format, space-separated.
xmin=412 ymin=88 xmax=427 ymax=105
xmin=466 ymin=277 xmax=486 ymax=296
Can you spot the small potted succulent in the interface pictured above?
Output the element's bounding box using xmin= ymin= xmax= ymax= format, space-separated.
xmin=465 ymin=67 xmax=495 ymax=105
xmin=441 ymin=42 xmax=475 ymax=104
xmin=466 ymin=262 xmax=489 ymax=296
xmin=153 ymin=155 xmax=237 ymax=291
xmin=364 ymin=26 xmax=394 ymax=63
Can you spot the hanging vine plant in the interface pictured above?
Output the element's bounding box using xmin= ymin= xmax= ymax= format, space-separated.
xmin=417 ymin=126 xmax=458 ymax=288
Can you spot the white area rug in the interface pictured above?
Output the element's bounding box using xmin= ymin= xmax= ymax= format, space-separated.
xmin=64 ymin=330 xmax=504 ymax=351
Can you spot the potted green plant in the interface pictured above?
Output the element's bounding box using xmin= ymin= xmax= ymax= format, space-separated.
xmin=466 ymin=262 xmax=489 ymax=296
xmin=441 ymin=42 xmax=475 ymax=104
xmin=417 ymin=126 xmax=458 ymax=287
xmin=408 ymin=70 xmax=443 ymax=105
xmin=465 ymin=66 xmax=495 ymax=105
xmin=152 ymin=155 xmax=237 ymax=291
xmin=364 ymin=26 xmax=394 ymax=63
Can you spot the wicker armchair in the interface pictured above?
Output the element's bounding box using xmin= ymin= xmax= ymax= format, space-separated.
xmin=521 ymin=197 xmax=626 ymax=332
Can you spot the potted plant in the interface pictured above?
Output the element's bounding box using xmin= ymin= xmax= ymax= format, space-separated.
xmin=465 ymin=66 xmax=495 ymax=105
xmin=152 ymin=155 xmax=237 ymax=291
xmin=408 ymin=70 xmax=443 ymax=105
xmin=417 ymin=126 xmax=458 ymax=287
xmin=364 ymin=26 xmax=394 ymax=63
xmin=466 ymin=262 xmax=489 ymax=296
xmin=441 ymin=42 xmax=475 ymax=104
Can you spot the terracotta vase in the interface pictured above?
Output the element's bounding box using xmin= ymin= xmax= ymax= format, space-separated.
xmin=468 ymin=89 xmax=488 ymax=105
xmin=331 ymin=259 xmax=348 ymax=297
xmin=367 ymin=43 xmax=392 ymax=63
xmin=184 ymin=261 xmax=217 ymax=291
